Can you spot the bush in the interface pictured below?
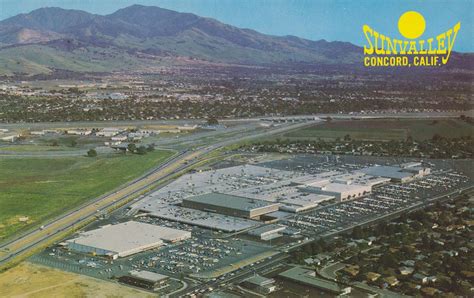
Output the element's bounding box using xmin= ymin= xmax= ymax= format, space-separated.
xmin=87 ymin=149 xmax=97 ymax=157
xmin=137 ymin=146 xmax=147 ymax=155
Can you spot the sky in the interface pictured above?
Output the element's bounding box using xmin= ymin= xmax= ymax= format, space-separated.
xmin=0 ymin=0 xmax=472 ymax=52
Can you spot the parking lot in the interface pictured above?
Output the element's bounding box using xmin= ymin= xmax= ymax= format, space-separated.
xmin=285 ymin=167 xmax=471 ymax=236
xmin=30 ymin=234 xmax=271 ymax=282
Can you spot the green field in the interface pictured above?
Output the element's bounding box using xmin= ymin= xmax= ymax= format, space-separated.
xmin=0 ymin=150 xmax=174 ymax=240
xmin=281 ymin=118 xmax=474 ymax=141
xmin=0 ymin=145 xmax=77 ymax=152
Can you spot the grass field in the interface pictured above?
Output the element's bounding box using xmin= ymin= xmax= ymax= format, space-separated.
xmin=0 ymin=150 xmax=174 ymax=240
xmin=0 ymin=145 xmax=77 ymax=152
xmin=0 ymin=262 xmax=154 ymax=298
xmin=0 ymin=135 xmax=109 ymax=152
xmin=280 ymin=118 xmax=474 ymax=141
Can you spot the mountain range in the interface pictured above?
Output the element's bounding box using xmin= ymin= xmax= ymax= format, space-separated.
xmin=0 ymin=5 xmax=470 ymax=76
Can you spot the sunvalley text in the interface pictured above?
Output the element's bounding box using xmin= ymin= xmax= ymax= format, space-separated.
xmin=363 ymin=22 xmax=460 ymax=67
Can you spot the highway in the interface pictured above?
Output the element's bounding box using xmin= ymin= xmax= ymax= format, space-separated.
xmin=0 ymin=111 xmax=469 ymax=130
xmin=0 ymin=121 xmax=315 ymax=268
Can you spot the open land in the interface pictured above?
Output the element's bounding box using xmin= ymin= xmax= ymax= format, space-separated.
xmin=0 ymin=262 xmax=154 ymax=298
xmin=243 ymin=117 xmax=474 ymax=159
xmin=0 ymin=149 xmax=174 ymax=240
xmin=279 ymin=118 xmax=474 ymax=141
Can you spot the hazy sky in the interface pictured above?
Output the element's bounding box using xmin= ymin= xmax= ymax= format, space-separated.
xmin=0 ymin=0 xmax=472 ymax=52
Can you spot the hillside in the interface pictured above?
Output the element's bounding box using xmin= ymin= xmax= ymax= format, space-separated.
xmin=0 ymin=5 xmax=364 ymax=75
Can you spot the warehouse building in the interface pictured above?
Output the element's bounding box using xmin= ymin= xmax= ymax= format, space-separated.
xmin=66 ymin=221 xmax=191 ymax=259
xmin=182 ymin=193 xmax=280 ymax=219
xmin=279 ymin=266 xmax=351 ymax=295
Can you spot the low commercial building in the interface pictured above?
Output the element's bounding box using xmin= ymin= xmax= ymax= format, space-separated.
xmin=177 ymin=124 xmax=198 ymax=131
xmin=182 ymin=193 xmax=280 ymax=219
xmin=30 ymin=131 xmax=45 ymax=136
xmin=242 ymin=275 xmax=276 ymax=294
xmin=96 ymin=127 xmax=123 ymax=137
xmin=0 ymin=134 xmax=19 ymax=142
xmin=279 ymin=266 xmax=351 ymax=295
xmin=155 ymin=225 xmax=192 ymax=243
xmin=144 ymin=205 xmax=259 ymax=232
xmin=111 ymin=135 xmax=128 ymax=141
xmin=248 ymin=224 xmax=286 ymax=240
xmin=358 ymin=164 xmax=430 ymax=183
xmin=279 ymin=194 xmax=334 ymax=212
xmin=118 ymin=270 xmax=169 ymax=290
xmin=66 ymin=221 xmax=191 ymax=259
xmin=299 ymin=181 xmax=372 ymax=201
xmin=66 ymin=129 xmax=91 ymax=135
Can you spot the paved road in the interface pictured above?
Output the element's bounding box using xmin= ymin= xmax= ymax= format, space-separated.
xmin=172 ymin=253 xmax=289 ymax=297
xmin=319 ymin=263 xmax=346 ymax=281
xmin=0 ymin=121 xmax=315 ymax=268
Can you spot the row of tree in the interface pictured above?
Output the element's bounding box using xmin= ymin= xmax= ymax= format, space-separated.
xmin=86 ymin=143 xmax=155 ymax=157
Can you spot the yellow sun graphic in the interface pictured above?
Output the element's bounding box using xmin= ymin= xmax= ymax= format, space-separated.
xmin=398 ymin=11 xmax=426 ymax=39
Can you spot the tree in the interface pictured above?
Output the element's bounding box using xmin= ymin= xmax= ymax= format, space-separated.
xmin=87 ymin=149 xmax=97 ymax=157
xmin=67 ymin=87 xmax=82 ymax=94
xmin=127 ymin=143 xmax=136 ymax=153
xmin=137 ymin=146 xmax=147 ymax=155
xmin=51 ymin=140 xmax=59 ymax=147
xmin=71 ymin=139 xmax=78 ymax=147
xmin=381 ymin=253 xmax=398 ymax=268
xmin=147 ymin=144 xmax=155 ymax=152
xmin=432 ymin=134 xmax=443 ymax=142
xmin=351 ymin=226 xmax=365 ymax=239
xmin=207 ymin=117 xmax=219 ymax=125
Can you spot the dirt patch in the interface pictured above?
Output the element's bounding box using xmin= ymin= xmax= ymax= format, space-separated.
xmin=0 ymin=262 xmax=155 ymax=298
